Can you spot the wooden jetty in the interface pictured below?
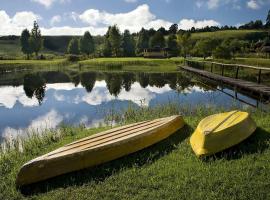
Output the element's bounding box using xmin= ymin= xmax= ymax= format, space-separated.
xmin=180 ymin=60 xmax=270 ymax=101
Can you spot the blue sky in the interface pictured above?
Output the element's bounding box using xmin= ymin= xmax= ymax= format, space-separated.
xmin=0 ymin=0 xmax=268 ymax=35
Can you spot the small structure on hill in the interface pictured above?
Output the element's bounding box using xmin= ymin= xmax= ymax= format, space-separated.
xmin=143 ymin=46 xmax=170 ymax=58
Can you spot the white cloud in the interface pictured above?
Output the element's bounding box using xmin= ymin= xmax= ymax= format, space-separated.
xmin=31 ymin=0 xmax=70 ymax=8
xmin=2 ymin=110 xmax=63 ymax=140
xmin=0 ymin=10 xmax=40 ymax=35
xmin=29 ymin=109 xmax=63 ymax=131
xmin=196 ymin=1 xmax=204 ymax=8
xmin=247 ymin=0 xmax=260 ymax=9
xmin=50 ymin=15 xmax=61 ymax=26
xmin=0 ymin=4 xmax=220 ymax=35
xmin=178 ymin=19 xmax=220 ymax=30
xmin=124 ymin=0 xmax=137 ymax=3
xmin=0 ymin=86 xmax=39 ymax=109
xmin=78 ymin=4 xmax=171 ymax=33
xmin=207 ymin=0 xmax=220 ymax=9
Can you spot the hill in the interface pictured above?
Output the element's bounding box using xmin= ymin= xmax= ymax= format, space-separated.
xmin=191 ymin=29 xmax=268 ymax=41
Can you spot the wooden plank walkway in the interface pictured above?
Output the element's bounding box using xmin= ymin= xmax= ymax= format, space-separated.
xmin=180 ymin=66 xmax=270 ymax=99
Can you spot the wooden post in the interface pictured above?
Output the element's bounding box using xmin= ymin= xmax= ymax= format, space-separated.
xmin=235 ymin=66 xmax=239 ymax=79
xmin=221 ymin=64 xmax=224 ymax=76
xmin=211 ymin=63 xmax=213 ymax=72
xmin=258 ymin=69 xmax=262 ymax=84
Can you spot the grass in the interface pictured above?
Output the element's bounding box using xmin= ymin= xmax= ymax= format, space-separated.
xmin=79 ymin=57 xmax=184 ymax=72
xmin=208 ymin=57 xmax=270 ymax=68
xmin=0 ymin=103 xmax=269 ymax=200
xmin=0 ymin=59 xmax=71 ymax=72
xmin=191 ymin=29 xmax=268 ymax=41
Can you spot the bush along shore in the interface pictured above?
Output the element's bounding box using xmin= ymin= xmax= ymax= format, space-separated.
xmin=0 ymin=103 xmax=270 ymax=200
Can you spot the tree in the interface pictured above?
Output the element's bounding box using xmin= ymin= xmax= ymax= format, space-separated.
xmin=149 ymin=31 xmax=165 ymax=48
xmin=136 ymin=28 xmax=150 ymax=55
xmin=157 ymin=27 xmax=167 ymax=35
xmin=193 ymin=39 xmax=218 ymax=59
xmin=169 ymin=24 xmax=178 ymax=34
xmin=122 ymin=30 xmax=135 ymax=57
xmin=30 ymin=21 xmax=43 ymax=57
xmin=102 ymin=38 xmax=112 ymax=57
xmin=20 ymin=29 xmax=33 ymax=59
xmin=177 ymin=32 xmax=192 ymax=58
xmin=266 ymin=10 xmax=270 ymax=28
xmin=108 ymin=25 xmax=122 ymax=57
xmin=167 ymin=34 xmax=178 ymax=56
xmin=213 ymin=44 xmax=232 ymax=59
xmin=79 ymin=31 xmax=95 ymax=56
xmin=67 ymin=38 xmax=80 ymax=55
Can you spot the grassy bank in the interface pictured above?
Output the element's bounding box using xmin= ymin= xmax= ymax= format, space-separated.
xmin=0 ymin=104 xmax=269 ymax=200
xmin=79 ymin=57 xmax=184 ymax=72
xmin=0 ymin=59 xmax=70 ymax=72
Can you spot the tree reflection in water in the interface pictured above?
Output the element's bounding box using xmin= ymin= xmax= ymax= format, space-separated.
xmin=20 ymin=70 xmax=206 ymax=104
xmin=23 ymin=73 xmax=46 ymax=105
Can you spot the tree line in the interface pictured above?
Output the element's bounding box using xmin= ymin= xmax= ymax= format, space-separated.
xmin=20 ymin=10 xmax=270 ymax=60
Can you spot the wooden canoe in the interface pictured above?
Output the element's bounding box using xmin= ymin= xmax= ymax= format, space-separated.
xmin=190 ymin=110 xmax=256 ymax=157
xmin=16 ymin=115 xmax=185 ymax=187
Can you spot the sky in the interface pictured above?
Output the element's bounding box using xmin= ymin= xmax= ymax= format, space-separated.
xmin=0 ymin=0 xmax=269 ymax=35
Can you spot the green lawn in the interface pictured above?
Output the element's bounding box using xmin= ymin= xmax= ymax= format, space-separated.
xmin=1 ymin=104 xmax=269 ymax=200
xmin=79 ymin=57 xmax=184 ymax=72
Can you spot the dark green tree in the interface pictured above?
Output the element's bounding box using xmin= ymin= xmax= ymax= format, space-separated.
xmin=149 ymin=31 xmax=165 ymax=48
xmin=193 ymin=39 xmax=218 ymax=59
xmin=167 ymin=34 xmax=178 ymax=56
xmin=20 ymin=29 xmax=33 ymax=59
xmin=177 ymin=32 xmax=192 ymax=58
xmin=122 ymin=30 xmax=135 ymax=57
xmin=169 ymin=24 xmax=178 ymax=34
xmin=213 ymin=44 xmax=232 ymax=59
xmin=102 ymin=38 xmax=112 ymax=57
xmin=30 ymin=21 xmax=43 ymax=57
xmin=67 ymin=38 xmax=80 ymax=55
xmin=79 ymin=31 xmax=95 ymax=56
xmin=136 ymin=28 xmax=150 ymax=55
xmin=108 ymin=25 xmax=122 ymax=57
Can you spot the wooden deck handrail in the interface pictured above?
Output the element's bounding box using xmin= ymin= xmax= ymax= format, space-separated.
xmin=185 ymin=59 xmax=270 ymax=71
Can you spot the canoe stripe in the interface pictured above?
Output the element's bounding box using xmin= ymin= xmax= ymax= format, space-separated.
xmin=204 ymin=111 xmax=239 ymax=135
xmin=63 ymin=119 xmax=164 ymax=149
xmin=64 ymin=120 xmax=151 ymax=147
xmin=46 ymin=118 xmax=169 ymax=158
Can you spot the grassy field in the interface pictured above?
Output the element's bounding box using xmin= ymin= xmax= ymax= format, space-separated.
xmin=191 ymin=29 xmax=268 ymax=41
xmin=79 ymin=57 xmax=184 ymax=72
xmin=0 ymin=104 xmax=269 ymax=200
xmin=208 ymin=58 xmax=270 ymax=68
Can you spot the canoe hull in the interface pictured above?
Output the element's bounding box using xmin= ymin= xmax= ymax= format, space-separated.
xmin=16 ymin=115 xmax=184 ymax=187
xmin=190 ymin=111 xmax=257 ymax=157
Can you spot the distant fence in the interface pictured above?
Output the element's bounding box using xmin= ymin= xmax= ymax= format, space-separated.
xmin=185 ymin=59 xmax=270 ymax=84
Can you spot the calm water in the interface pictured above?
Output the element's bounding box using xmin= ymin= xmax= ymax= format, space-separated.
xmin=0 ymin=69 xmax=269 ymax=142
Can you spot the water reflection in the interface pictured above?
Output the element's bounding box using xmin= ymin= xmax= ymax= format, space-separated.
xmin=0 ymin=70 xmax=269 ymax=142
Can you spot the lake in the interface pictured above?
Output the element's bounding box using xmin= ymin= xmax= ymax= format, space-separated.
xmin=0 ymin=69 xmax=269 ymax=142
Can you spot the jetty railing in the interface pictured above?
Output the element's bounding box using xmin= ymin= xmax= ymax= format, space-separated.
xmin=185 ymin=59 xmax=270 ymax=84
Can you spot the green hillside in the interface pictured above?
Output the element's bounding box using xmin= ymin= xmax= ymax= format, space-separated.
xmin=191 ymin=29 xmax=268 ymax=41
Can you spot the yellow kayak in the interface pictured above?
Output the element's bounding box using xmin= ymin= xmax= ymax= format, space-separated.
xmin=16 ymin=115 xmax=185 ymax=187
xmin=190 ymin=110 xmax=256 ymax=157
